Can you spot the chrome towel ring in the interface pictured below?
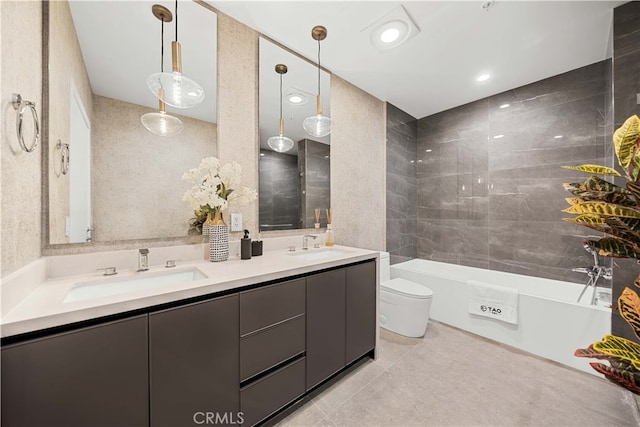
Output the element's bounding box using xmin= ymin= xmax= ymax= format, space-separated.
xmin=12 ymin=93 xmax=40 ymax=153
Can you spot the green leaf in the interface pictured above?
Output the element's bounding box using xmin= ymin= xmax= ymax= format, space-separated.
xmin=614 ymin=115 xmax=640 ymax=170
xmin=593 ymin=334 xmax=640 ymax=370
xmin=589 ymin=362 xmax=640 ymax=395
xmin=604 ymin=217 xmax=640 ymax=244
xmin=563 ymin=202 xmax=640 ymax=218
xmin=628 ymin=182 xmax=640 ymax=200
xmin=585 ymin=238 xmax=640 ymax=259
xmin=562 ymin=164 xmax=621 ymax=176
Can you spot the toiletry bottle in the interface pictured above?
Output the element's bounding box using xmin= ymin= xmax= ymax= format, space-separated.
xmin=241 ymin=229 xmax=252 ymax=260
xmin=252 ymin=231 xmax=263 ymax=256
xmin=325 ymin=224 xmax=334 ymax=246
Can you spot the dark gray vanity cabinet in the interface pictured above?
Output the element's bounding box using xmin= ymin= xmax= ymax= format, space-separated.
xmin=1 ymin=315 xmax=149 ymax=427
xmin=346 ymin=261 xmax=377 ymax=364
xmin=306 ymin=261 xmax=377 ymax=390
xmin=306 ymin=268 xmax=347 ymax=390
xmin=149 ymin=294 xmax=240 ymax=427
xmin=239 ymin=279 xmax=306 ymax=426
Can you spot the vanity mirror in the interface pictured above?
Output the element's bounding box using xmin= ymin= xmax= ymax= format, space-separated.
xmin=45 ymin=0 xmax=217 ymax=246
xmin=258 ymin=37 xmax=331 ymax=231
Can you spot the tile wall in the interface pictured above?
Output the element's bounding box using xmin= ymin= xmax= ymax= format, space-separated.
xmin=258 ymin=150 xmax=300 ymax=231
xmin=416 ymin=61 xmax=609 ymax=283
xmin=386 ymin=104 xmax=417 ymax=264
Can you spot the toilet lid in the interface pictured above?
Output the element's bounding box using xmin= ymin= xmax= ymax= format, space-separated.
xmin=382 ymin=278 xmax=433 ymax=299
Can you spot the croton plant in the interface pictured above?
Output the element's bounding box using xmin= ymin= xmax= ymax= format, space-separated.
xmin=562 ymin=114 xmax=640 ymax=394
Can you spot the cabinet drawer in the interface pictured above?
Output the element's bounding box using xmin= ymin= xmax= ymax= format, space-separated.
xmin=241 ymin=357 xmax=305 ymax=427
xmin=240 ymin=279 xmax=305 ymax=335
xmin=241 ymin=315 xmax=305 ymax=381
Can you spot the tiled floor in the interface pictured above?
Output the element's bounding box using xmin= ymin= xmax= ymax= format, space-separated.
xmin=268 ymin=322 xmax=640 ymax=426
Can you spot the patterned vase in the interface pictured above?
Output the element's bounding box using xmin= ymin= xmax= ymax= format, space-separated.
xmin=202 ymin=211 xmax=216 ymax=235
xmin=208 ymin=211 xmax=229 ymax=262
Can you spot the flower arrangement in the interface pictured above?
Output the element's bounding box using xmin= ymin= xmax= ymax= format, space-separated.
xmin=182 ymin=157 xmax=257 ymax=228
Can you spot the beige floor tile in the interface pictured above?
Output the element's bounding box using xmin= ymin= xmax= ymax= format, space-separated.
xmin=310 ymin=358 xmax=386 ymax=415
xmin=310 ymin=322 xmax=640 ymax=427
xmin=268 ymin=397 xmax=326 ymax=427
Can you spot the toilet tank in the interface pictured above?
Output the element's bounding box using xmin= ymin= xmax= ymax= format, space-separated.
xmin=379 ymin=252 xmax=391 ymax=282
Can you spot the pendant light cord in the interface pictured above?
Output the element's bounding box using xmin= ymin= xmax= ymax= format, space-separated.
xmin=316 ymin=39 xmax=321 ymax=95
xmin=160 ymin=18 xmax=165 ymax=73
xmin=279 ymin=72 xmax=284 ymax=132
xmin=175 ymin=0 xmax=178 ymax=42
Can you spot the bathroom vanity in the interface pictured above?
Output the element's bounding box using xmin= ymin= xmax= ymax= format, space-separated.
xmin=0 ymin=245 xmax=378 ymax=426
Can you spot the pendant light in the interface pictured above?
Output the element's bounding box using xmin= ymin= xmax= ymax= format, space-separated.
xmin=141 ymin=5 xmax=184 ymax=137
xmin=303 ymin=26 xmax=332 ymax=138
xmin=267 ymin=64 xmax=295 ymax=153
xmin=146 ymin=0 xmax=204 ymax=109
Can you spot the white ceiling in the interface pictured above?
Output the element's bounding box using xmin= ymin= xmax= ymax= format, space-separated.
xmin=208 ymin=0 xmax=624 ymax=120
xmin=69 ymin=0 xmax=217 ymax=123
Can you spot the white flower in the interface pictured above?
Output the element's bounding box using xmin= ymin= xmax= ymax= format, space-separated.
xmin=182 ymin=156 xmax=256 ymax=213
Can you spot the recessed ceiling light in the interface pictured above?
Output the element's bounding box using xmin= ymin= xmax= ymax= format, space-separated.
xmin=493 ymin=134 xmax=505 ymax=139
xmin=365 ymin=6 xmax=420 ymax=52
xmin=554 ymin=135 xmax=563 ymax=139
xmin=425 ymin=149 xmax=433 ymax=153
xmin=499 ymin=103 xmax=510 ymax=109
xmin=287 ymin=94 xmax=304 ymax=104
xmin=259 ymin=153 xmax=265 ymax=157
xmin=284 ymin=87 xmax=311 ymax=106
xmin=380 ymin=27 xmax=401 ymax=43
xmin=476 ymin=74 xmax=491 ymax=82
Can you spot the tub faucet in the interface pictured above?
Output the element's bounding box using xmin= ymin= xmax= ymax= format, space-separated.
xmin=138 ymin=248 xmax=149 ymax=272
xmin=302 ymin=234 xmax=317 ymax=250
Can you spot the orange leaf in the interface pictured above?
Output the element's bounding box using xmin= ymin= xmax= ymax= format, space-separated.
xmin=620 ymin=287 xmax=640 ymax=341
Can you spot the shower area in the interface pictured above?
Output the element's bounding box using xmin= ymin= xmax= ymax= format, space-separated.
xmin=386 ymin=0 xmax=640 ymax=340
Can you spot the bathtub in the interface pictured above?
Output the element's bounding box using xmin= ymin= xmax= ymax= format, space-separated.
xmin=391 ymin=259 xmax=611 ymax=375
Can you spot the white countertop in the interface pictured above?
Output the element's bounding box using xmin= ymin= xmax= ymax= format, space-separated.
xmin=1 ymin=245 xmax=379 ymax=339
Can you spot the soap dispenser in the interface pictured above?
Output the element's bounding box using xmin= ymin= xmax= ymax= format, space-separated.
xmin=241 ymin=229 xmax=252 ymax=260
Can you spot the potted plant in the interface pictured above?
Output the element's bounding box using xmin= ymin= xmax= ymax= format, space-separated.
xmin=563 ymin=114 xmax=640 ymax=393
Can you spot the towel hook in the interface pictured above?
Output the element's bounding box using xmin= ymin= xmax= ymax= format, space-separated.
xmin=12 ymin=93 xmax=40 ymax=153
xmin=53 ymin=139 xmax=70 ymax=177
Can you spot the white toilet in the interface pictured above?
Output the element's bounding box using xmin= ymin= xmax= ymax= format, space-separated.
xmin=379 ymin=252 xmax=433 ymax=337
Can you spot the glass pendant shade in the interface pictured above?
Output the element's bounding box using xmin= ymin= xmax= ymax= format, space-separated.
xmin=141 ymin=110 xmax=184 ymax=137
xmin=305 ymin=26 xmax=332 ymax=138
xmin=141 ymin=97 xmax=183 ymax=137
xmin=267 ymin=134 xmax=295 ymax=153
xmin=303 ymin=113 xmax=332 ymax=138
xmin=268 ymin=65 xmax=294 ymax=153
xmin=147 ymin=70 xmax=204 ymax=109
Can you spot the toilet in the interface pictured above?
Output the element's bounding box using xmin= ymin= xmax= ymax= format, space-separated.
xmin=379 ymin=252 xmax=433 ymax=338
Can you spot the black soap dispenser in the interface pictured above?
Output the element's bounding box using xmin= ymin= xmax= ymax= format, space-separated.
xmin=241 ymin=229 xmax=252 ymax=260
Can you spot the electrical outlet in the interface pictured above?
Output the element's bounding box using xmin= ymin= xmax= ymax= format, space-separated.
xmin=230 ymin=213 xmax=243 ymax=232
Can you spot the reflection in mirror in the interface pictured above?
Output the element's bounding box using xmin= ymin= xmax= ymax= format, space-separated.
xmin=47 ymin=0 xmax=217 ymax=245
xmin=258 ymin=38 xmax=330 ymax=231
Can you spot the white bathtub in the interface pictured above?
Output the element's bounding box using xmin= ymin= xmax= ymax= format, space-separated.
xmin=391 ymin=259 xmax=611 ymax=375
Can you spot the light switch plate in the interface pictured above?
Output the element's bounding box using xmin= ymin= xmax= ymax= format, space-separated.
xmin=230 ymin=213 xmax=242 ymax=232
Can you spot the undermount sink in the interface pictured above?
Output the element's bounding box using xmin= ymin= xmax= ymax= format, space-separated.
xmin=63 ymin=267 xmax=207 ymax=304
xmin=287 ymin=248 xmax=352 ymax=261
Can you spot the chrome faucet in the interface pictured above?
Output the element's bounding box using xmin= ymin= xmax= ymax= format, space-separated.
xmin=138 ymin=248 xmax=149 ymax=272
xmin=302 ymin=234 xmax=317 ymax=250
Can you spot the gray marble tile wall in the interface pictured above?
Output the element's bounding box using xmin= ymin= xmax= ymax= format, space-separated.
xmin=386 ymin=103 xmax=418 ymax=265
xmin=417 ymin=61 xmax=610 ymax=283
xmin=258 ymin=150 xmax=300 ymax=230
xmin=611 ymin=1 xmax=640 ymax=339
xmin=298 ymin=139 xmax=331 ymax=229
